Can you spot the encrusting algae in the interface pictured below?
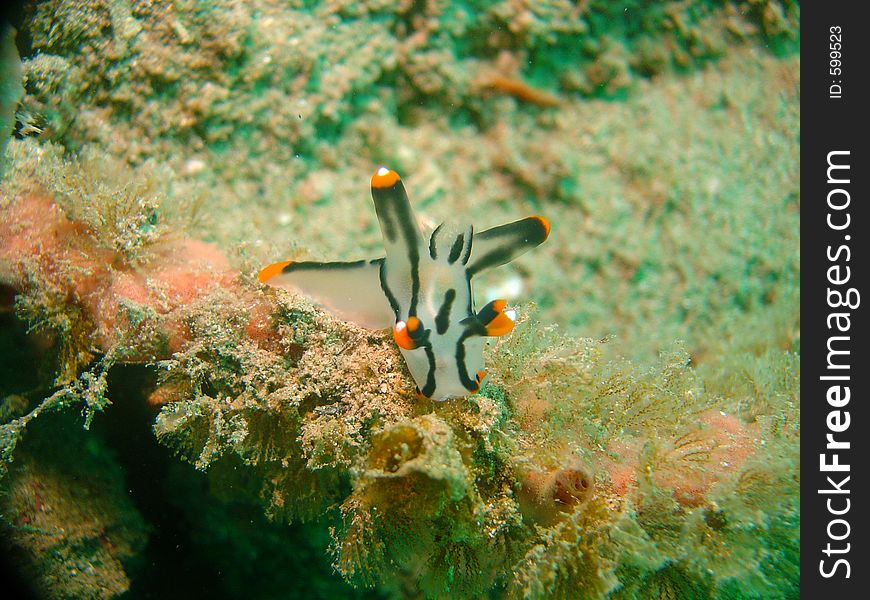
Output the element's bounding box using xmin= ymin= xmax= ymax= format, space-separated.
xmin=0 ymin=1 xmax=798 ymax=598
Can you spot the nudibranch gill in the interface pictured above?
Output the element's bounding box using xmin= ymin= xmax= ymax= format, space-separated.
xmin=259 ymin=167 xmax=550 ymax=401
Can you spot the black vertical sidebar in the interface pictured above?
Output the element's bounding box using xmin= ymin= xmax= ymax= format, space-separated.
xmin=803 ymin=3 xmax=868 ymax=597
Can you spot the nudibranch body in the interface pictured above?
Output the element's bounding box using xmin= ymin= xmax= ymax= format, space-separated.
xmin=259 ymin=168 xmax=549 ymax=401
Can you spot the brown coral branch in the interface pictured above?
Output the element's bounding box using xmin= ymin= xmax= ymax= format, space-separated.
xmin=478 ymin=73 xmax=561 ymax=108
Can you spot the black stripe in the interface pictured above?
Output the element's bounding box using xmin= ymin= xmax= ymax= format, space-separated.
xmin=429 ymin=224 xmax=443 ymax=259
xmin=467 ymin=217 xmax=548 ymax=276
xmin=375 ymin=203 xmax=397 ymax=242
xmin=467 ymin=247 xmax=514 ymax=277
xmin=435 ymin=289 xmax=456 ymax=334
xmin=409 ymin=323 xmax=429 ymax=343
xmin=402 ymin=225 xmax=422 ymax=318
xmin=373 ymin=181 xmax=415 ymax=246
xmin=377 ymin=259 xmax=400 ymax=319
xmin=372 ymin=180 xmax=422 ymax=317
xmin=460 ymin=226 xmax=474 ymax=265
xmin=422 ymin=346 xmax=437 ymax=398
xmin=477 ymin=217 xmax=548 ymax=245
xmin=454 ymin=330 xmax=479 ymax=391
xmin=387 ymin=184 xmax=422 ymax=317
xmin=476 ymin=299 xmax=499 ymax=326
xmin=448 ymin=234 xmax=464 ymax=264
xmin=459 ymin=315 xmax=487 ymax=336
xmin=465 ymin=270 xmax=474 ymax=314
xmin=372 ymin=181 xmax=415 ymax=243
xmin=283 ymin=260 xmax=367 ymax=273
xmin=408 ymin=244 xmax=421 ymax=317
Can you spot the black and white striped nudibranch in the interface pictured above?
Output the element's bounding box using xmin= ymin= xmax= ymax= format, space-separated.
xmin=258 ymin=167 xmax=550 ymax=401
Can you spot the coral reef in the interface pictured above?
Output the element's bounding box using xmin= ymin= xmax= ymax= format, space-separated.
xmin=1 ymin=0 xmax=798 ymax=598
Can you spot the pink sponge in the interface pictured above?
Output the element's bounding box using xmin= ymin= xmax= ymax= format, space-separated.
xmin=1 ymin=191 xmax=250 ymax=360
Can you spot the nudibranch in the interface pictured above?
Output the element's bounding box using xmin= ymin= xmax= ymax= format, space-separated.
xmin=259 ymin=167 xmax=549 ymax=401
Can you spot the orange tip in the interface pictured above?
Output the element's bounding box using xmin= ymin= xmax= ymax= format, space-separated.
xmin=531 ymin=215 xmax=551 ymax=239
xmin=485 ymin=312 xmax=516 ymax=337
xmin=393 ymin=321 xmax=418 ymax=350
xmin=258 ymin=260 xmax=292 ymax=283
xmin=372 ymin=167 xmax=401 ymax=189
xmin=471 ymin=370 xmax=487 ymax=393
